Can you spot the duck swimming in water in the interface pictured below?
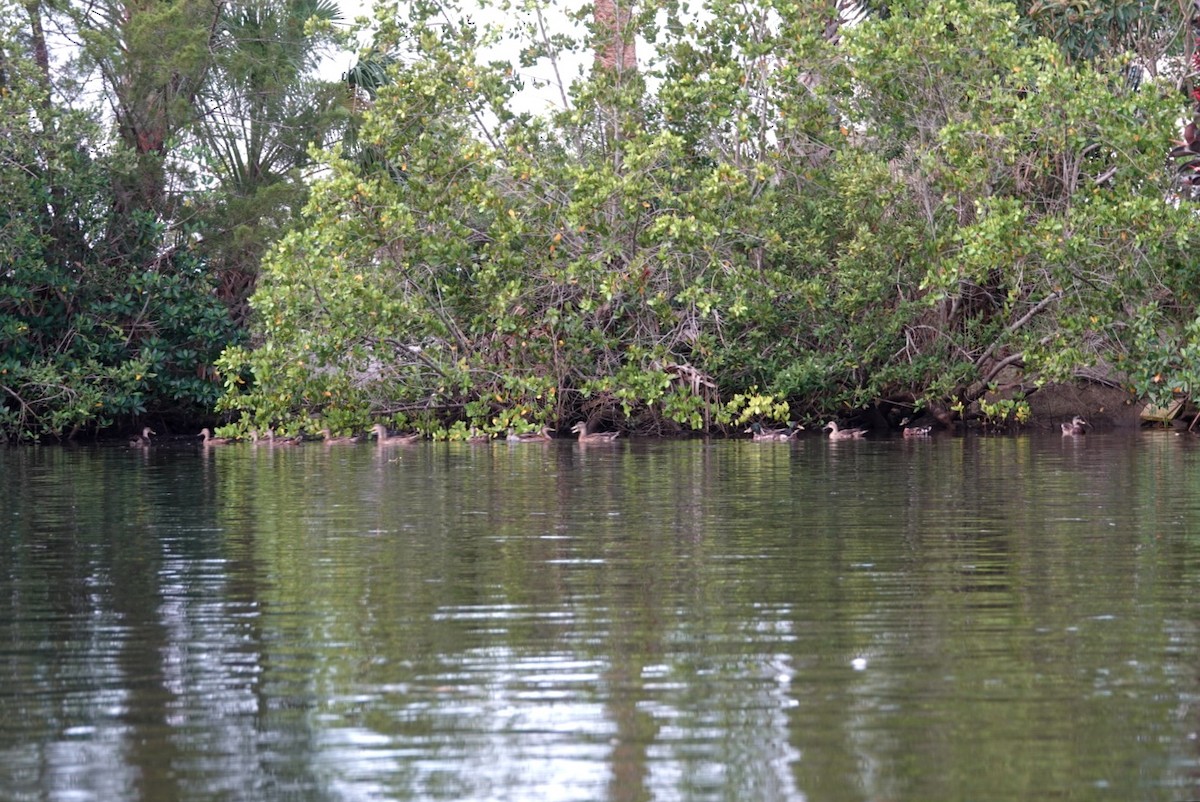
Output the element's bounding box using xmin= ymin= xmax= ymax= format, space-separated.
xmin=507 ymin=426 xmax=554 ymax=442
xmin=320 ymin=428 xmax=359 ymax=444
xmin=264 ymin=429 xmax=301 ymax=446
xmin=571 ymin=421 xmax=621 ymax=443
xmin=129 ymin=426 xmax=155 ymax=447
xmin=373 ymin=423 xmax=421 ymax=445
xmin=199 ymin=427 xmax=233 ymax=445
xmin=1061 ymin=416 xmax=1089 ymax=436
xmin=824 ymin=421 xmax=868 ymax=440
xmin=745 ymin=422 xmax=801 ymax=441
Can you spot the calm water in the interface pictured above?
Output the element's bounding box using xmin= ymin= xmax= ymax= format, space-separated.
xmin=2 ymin=431 xmax=1200 ymax=801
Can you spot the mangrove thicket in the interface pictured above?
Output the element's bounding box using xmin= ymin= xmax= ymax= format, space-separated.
xmin=4 ymin=0 xmax=1200 ymax=440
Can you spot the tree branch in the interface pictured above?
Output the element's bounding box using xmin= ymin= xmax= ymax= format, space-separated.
xmin=973 ymin=291 xmax=1061 ymax=374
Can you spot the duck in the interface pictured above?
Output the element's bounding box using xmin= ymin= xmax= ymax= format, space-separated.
xmin=1061 ymin=415 xmax=1089 ymax=436
xmin=824 ymin=421 xmax=868 ymax=440
xmin=744 ymin=422 xmax=801 ymax=441
xmin=129 ymin=426 xmax=155 ymax=447
xmin=199 ymin=427 xmax=234 ymax=445
xmin=373 ymin=423 xmax=421 ymax=445
xmin=571 ymin=421 xmax=621 ymax=443
xmin=902 ymin=424 xmax=933 ymax=438
xmin=320 ymin=428 xmax=359 ymax=444
xmin=507 ymin=426 xmax=554 ymax=442
xmin=264 ymin=428 xmax=301 ymax=446
xmin=465 ymin=427 xmax=492 ymax=444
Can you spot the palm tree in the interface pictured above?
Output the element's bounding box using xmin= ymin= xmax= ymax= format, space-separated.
xmin=189 ymin=0 xmax=346 ymax=316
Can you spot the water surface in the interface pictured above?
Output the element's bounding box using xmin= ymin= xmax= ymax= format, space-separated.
xmin=2 ymin=432 xmax=1200 ymax=801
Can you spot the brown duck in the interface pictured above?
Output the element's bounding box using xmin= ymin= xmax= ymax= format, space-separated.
xmin=571 ymin=421 xmax=621 ymax=443
xmin=199 ymin=427 xmax=234 ymax=445
xmin=320 ymin=428 xmax=359 ymax=444
xmin=129 ymin=426 xmax=155 ymax=447
xmin=507 ymin=426 xmax=554 ymax=442
xmin=1061 ymin=416 xmax=1089 ymax=436
xmin=824 ymin=421 xmax=867 ymax=440
xmin=264 ymin=429 xmax=301 ymax=446
xmin=373 ymin=423 xmax=421 ymax=445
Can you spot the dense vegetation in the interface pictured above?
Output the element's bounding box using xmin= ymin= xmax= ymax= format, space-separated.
xmin=3 ymin=0 xmax=1200 ymax=441
xmin=0 ymin=0 xmax=345 ymax=439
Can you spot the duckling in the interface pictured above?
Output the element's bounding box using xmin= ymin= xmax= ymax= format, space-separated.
xmin=320 ymin=428 xmax=359 ymax=444
xmin=129 ymin=426 xmax=155 ymax=447
xmin=571 ymin=421 xmax=621 ymax=443
xmin=824 ymin=421 xmax=867 ymax=440
xmin=373 ymin=423 xmax=421 ymax=445
xmin=1061 ymin=415 xmax=1089 ymax=436
xmin=744 ymin=421 xmax=801 ymax=441
xmin=199 ymin=427 xmax=234 ymax=445
xmin=507 ymin=426 xmax=554 ymax=442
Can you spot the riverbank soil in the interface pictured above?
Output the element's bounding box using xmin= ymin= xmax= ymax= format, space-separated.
xmin=1026 ymin=381 xmax=1149 ymax=430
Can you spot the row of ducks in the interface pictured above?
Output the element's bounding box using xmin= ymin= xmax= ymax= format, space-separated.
xmin=130 ymin=421 xmax=623 ymax=447
xmin=746 ymin=421 xmax=926 ymax=441
xmin=129 ymin=415 xmax=1094 ymax=448
xmin=751 ymin=416 xmax=1092 ymax=440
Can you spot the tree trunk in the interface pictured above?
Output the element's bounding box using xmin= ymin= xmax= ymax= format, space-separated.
xmin=593 ymin=0 xmax=635 ymax=73
xmin=104 ymin=0 xmax=224 ymax=260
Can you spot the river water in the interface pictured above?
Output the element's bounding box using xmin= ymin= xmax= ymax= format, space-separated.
xmin=2 ymin=431 xmax=1200 ymax=801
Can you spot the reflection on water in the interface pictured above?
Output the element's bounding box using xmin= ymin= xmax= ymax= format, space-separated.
xmin=2 ymin=432 xmax=1200 ymax=800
